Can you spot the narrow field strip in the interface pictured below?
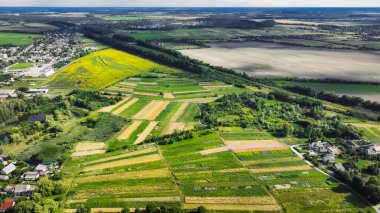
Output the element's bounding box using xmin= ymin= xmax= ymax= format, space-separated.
xmin=185 ymin=196 xmax=278 ymax=205
xmin=250 ymin=165 xmax=312 ymax=173
xmin=162 ymin=122 xmax=186 ymax=135
xmin=134 ymin=121 xmax=159 ymax=144
xmin=91 ymin=208 xmax=124 ymax=213
xmin=133 ymin=91 xmax=161 ymax=97
xmin=116 ymin=196 xmax=181 ymax=202
xmin=139 ymin=82 xmax=157 ymax=85
xmin=83 ymin=153 xmax=162 ymax=171
xmin=163 ymin=93 xmax=175 ymax=99
xmin=119 ymin=82 xmax=138 ymax=87
xmin=76 ymin=168 xmax=170 ymax=184
xmin=175 ymin=168 xmax=248 ymax=176
xmin=241 ymin=157 xmax=300 ymax=165
xmin=117 ymin=120 xmax=143 ymax=140
xmin=148 ymin=101 xmax=170 ymax=120
xmin=225 ymin=139 xmax=285 ymax=146
xmin=183 ymin=204 xmax=281 ymax=211
xmin=233 ymin=147 xmax=289 ymax=153
xmin=72 ymin=142 xmax=106 ymax=157
xmin=72 ymin=150 xmax=106 ymax=157
xmin=112 ymin=98 xmax=139 ymax=115
xmin=199 ymin=146 xmax=229 ymax=155
xmin=349 ymin=123 xmax=380 ymax=129
xmin=202 ymin=85 xmax=234 ymax=89
xmin=170 ymin=102 xmax=189 ymax=122
xmin=176 ymin=96 xmax=220 ymax=103
xmin=98 ymin=97 xmax=130 ymax=112
xmin=83 ymin=147 xmax=157 ymax=165
xmin=133 ymin=100 xmax=163 ymax=119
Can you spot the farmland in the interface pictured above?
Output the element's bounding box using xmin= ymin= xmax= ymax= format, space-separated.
xmin=0 ymin=32 xmax=42 ymax=46
xmin=180 ymin=41 xmax=380 ymax=82
xmin=43 ymin=49 xmax=181 ymax=90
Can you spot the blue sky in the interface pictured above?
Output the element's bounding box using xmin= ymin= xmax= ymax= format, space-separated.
xmin=0 ymin=0 xmax=379 ymax=7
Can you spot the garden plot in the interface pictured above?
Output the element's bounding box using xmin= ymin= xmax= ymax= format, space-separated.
xmin=199 ymin=146 xmax=229 ymax=155
xmin=72 ymin=142 xmax=106 ymax=157
xmin=170 ymin=102 xmax=189 ymax=122
xmin=112 ymin=98 xmax=139 ymax=115
xmin=98 ymin=97 xmax=130 ymax=113
xmin=162 ymin=122 xmax=186 ymax=135
xmin=133 ymin=100 xmax=170 ymax=120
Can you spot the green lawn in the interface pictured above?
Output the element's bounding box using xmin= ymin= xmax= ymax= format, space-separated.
xmin=0 ymin=32 xmax=42 ymax=46
xmin=9 ymin=62 xmax=34 ymax=70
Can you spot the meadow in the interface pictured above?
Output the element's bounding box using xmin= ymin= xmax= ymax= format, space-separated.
xmin=43 ymin=49 xmax=181 ymax=90
xmin=180 ymin=41 xmax=380 ymax=82
xmin=8 ymin=62 xmax=34 ymax=70
xmin=0 ymin=32 xmax=42 ymax=46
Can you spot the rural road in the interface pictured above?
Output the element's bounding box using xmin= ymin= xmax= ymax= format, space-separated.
xmin=290 ymin=145 xmax=380 ymax=213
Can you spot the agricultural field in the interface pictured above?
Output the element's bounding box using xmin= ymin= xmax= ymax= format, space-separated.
xmin=43 ymin=49 xmax=180 ymax=90
xmin=180 ymin=41 xmax=380 ymax=82
xmin=348 ymin=122 xmax=380 ymax=144
xmin=277 ymin=81 xmax=380 ymax=102
xmin=63 ymin=145 xmax=182 ymax=209
xmin=0 ymin=22 xmax=59 ymax=33
xmin=224 ymin=131 xmax=373 ymax=212
xmin=0 ymin=32 xmax=42 ymax=46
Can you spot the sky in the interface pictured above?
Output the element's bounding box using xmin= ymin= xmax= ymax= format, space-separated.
xmin=0 ymin=0 xmax=379 ymax=7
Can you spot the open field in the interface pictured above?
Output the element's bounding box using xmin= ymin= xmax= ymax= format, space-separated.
xmin=134 ymin=121 xmax=158 ymax=144
xmin=133 ymin=100 xmax=169 ymax=120
xmin=117 ymin=120 xmax=143 ymax=140
xmin=112 ymin=98 xmax=139 ymax=115
xmin=349 ymin=122 xmax=380 ymax=144
xmin=44 ymin=49 xmax=180 ymax=90
xmin=0 ymin=32 xmax=42 ymax=46
xmin=98 ymin=97 xmax=130 ymax=112
xmin=180 ymin=41 xmax=380 ymax=82
xmin=8 ymin=62 xmax=34 ymax=70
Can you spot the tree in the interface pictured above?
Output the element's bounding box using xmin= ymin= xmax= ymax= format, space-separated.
xmin=15 ymin=200 xmax=42 ymax=213
xmin=121 ymin=207 xmax=130 ymax=213
xmin=76 ymin=204 xmax=90 ymax=213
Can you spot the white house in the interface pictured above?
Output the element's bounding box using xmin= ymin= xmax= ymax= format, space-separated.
xmin=1 ymin=163 xmax=16 ymax=175
xmin=22 ymin=171 xmax=40 ymax=181
xmin=365 ymin=145 xmax=380 ymax=156
xmin=0 ymin=54 xmax=8 ymax=60
xmin=35 ymin=164 xmax=48 ymax=175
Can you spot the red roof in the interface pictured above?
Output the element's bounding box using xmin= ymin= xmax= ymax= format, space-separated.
xmin=0 ymin=199 xmax=15 ymax=210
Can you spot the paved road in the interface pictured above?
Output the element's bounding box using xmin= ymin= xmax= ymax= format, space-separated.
xmin=290 ymin=145 xmax=380 ymax=213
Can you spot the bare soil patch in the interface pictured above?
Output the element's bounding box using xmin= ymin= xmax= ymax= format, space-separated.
xmin=199 ymin=146 xmax=229 ymax=155
xmin=163 ymin=93 xmax=175 ymax=99
xmin=162 ymin=122 xmax=186 ymax=135
xmin=183 ymin=204 xmax=281 ymax=211
xmin=133 ymin=91 xmax=161 ymax=97
xmin=148 ymin=101 xmax=170 ymax=120
xmin=185 ymin=196 xmax=278 ymax=205
xmin=116 ymin=196 xmax=181 ymax=202
xmin=133 ymin=100 xmax=168 ymax=120
xmin=250 ymin=165 xmax=312 ymax=173
xmin=72 ymin=142 xmax=106 ymax=157
xmin=98 ymin=97 xmax=130 ymax=113
xmin=225 ymin=140 xmax=286 ymax=153
xmin=176 ymin=96 xmax=220 ymax=103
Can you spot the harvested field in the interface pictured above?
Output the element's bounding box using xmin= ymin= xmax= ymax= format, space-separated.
xmin=250 ymin=165 xmax=312 ymax=173
xmin=133 ymin=100 xmax=169 ymax=120
xmin=176 ymin=96 xmax=220 ymax=103
xmin=98 ymin=97 xmax=129 ymax=112
xmin=83 ymin=147 xmax=157 ymax=165
xmin=199 ymin=146 xmax=229 ymax=155
xmin=350 ymin=123 xmax=380 ymax=129
xmin=185 ymin=196 xmax=278 ymax=205
xmin=183 ymin=203 xmax=281 ymax=211
xmin=170 ymin=102 xmax=189 ymax=122
xmin=175 ymin=168 xmax=248 ymax=176
xmin=133 ymin=91 xmax=161 ymax=97
xmin=242 ymin=157 xmax=300 ymax=165
xmin=77 ymin=168 xmax=171 ymax=183
xmin=119 ymin=82 xmax=137 ymax=87
xmin=163 ymin=93 xmax=175 ymax=99
xmin=83 ymin=153 xmax=162 ymax=171
xmin=91 ymin=208 xmax=124 ymax=213
xmin=162 ymin=122 xmax=185 ymax=135
xmin=72 ymin=142 xmax=106 ymax=157
xmin=202 ymin=85 xmax=234 ymax=89
xmin=139 ymin=82 xmax=157 ymax=85
xmin=117 ymin=120 xmax=143 ymax=140
xmin=134 ymin=121 xmax=158 ymax=144
xmin=225 ymin=140 xmax=287 ymax=152
xmin=112 ymin=98 xmax=139 ymax=115
xmin=173 ymin=90 xmax=209 ymax=94
xmin=180 ymin=41 xmax=380 ymax=82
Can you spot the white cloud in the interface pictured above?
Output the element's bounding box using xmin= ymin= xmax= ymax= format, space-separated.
xmin=0 ymin=0 xmax=379 ymax=7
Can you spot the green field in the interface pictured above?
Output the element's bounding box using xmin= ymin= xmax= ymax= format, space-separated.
xmin=0 ymin=32 xmax=42 ymax=46
xmin=127 ymin=29 xmax=228 ymax=41
xmin=9 ymin=62 xmax=34 ymax=70
xmin=43 ymin=49 xmax=181 ymax=90
xmin=278 ymin=81 xmax=380 ymax=94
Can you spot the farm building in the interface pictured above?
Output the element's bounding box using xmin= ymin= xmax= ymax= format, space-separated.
xmin=35 ymin=164 xmax=48 ymax=173
xmin=0 ymin=199 xmax=15 ymax=213
xmin=1 ymin=163 xmax=16 ymax=175
xmin=308 ymin=141 xmax=340 ymax=155
xmin=9 ymin=184 xmax=36 ymax=197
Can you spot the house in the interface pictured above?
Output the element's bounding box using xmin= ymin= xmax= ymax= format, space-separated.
xmin=0 ymin=157 xmax=8 ymax=166
xmin=0 ymin=199 xmax=15 ymax=213
xmin=333 ymin=163 xmax=346 ymax=172
xmin=365 ymin=145 xmax=380 ymax=156
xmin=308 ymin=141 xmax=329 ymax=153
xmin=22 ymin=171 xmax=40 ymax=181
xmin=1 ymin=163 xmax=16 ymax=175
xmin=0 ymin=175 xmax=9 ymax=181
xmin=344 ymin=140 xmax=360 ymax=151
xmin=13 ymin=184 xmax=35 ymax=197
xmin=0 ymin=90 xmax=16 ymax=98
xmin=307 ymin=150 xmax=318 ymax=157
xmin=0 ymin=54 xmax=8 ymax=60
xmin=322 ymin=154 xmax=335 ymax=164
xmin=326 ymin=146 xmax=341 ymax=155
xmin=35 ymin=164 xmax=48 ymax=175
